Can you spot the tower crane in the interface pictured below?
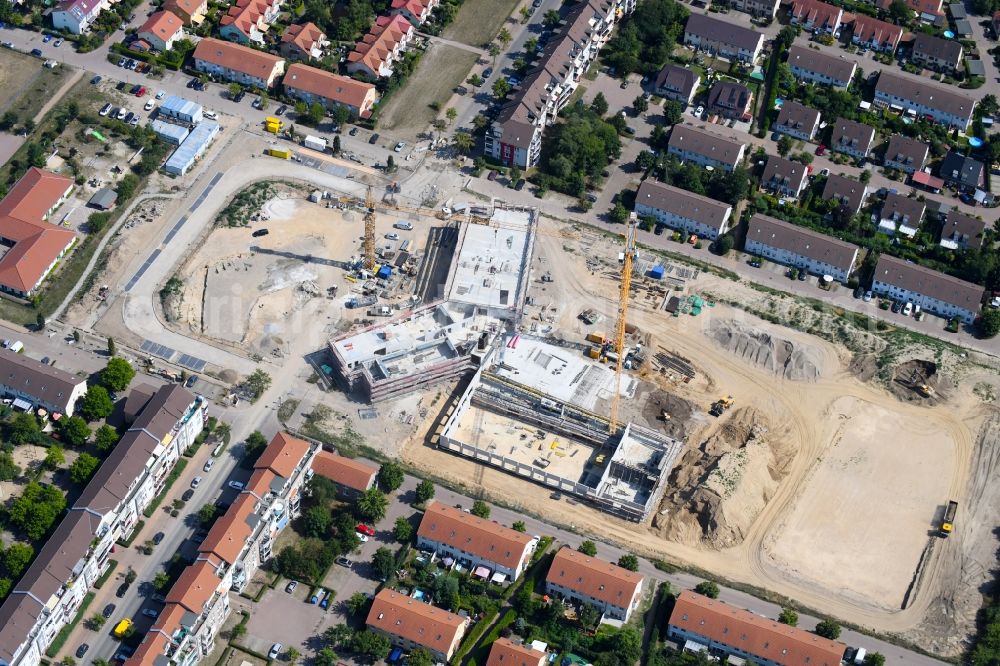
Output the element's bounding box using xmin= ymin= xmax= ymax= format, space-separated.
xmin=608 ymin=218 xmax=637 ymax=434
xmin=363 ymin=185 xmax=376 ymax=271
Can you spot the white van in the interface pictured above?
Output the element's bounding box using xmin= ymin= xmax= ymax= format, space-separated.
xmin=203 ymin=110 xmax=218 ymax=120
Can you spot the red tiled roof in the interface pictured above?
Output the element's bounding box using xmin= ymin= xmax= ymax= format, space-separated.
xmin=877 ymin=0 xmax=942 ymax=14
xmin=282 ymin=21 xmax=324 ymax=52
xmin=198 ymin=493 xmax=256 ymax=565
xmin=367 ymin=589 xmax=466 ymax=654
xmin=193 ymin=37 xmax=284 ymax=79
xmin=219 ymin=0 xmax=270 ymax=38
xmin=392 ymin=0 xmax=432 ymax=15
xmin=912 ymin=171 xmax=945 ymax=188
xmin=850 ymin=14 xmax=903 ymax=47
xmin=162 ymin=0 xmax=204 ymax=21
xmin=417 ymin=501 xmax=534 ymax=570
xmin=137 ymin=10 xmax=183 ymax=43
xmin=254 ymin=431 xmax=311 ymax=478
xmin=546 ymin=547 xmax=644 ymax=609
xmin=283 ymin=64 xmax=377 ymax=113
xmin=486 ymin=638 xmax=547 ymax=666
xmin=348 ymin=14 xmax=412 ymax=75
xmin=311 ymin=450 xmax=377 ymax=491
xmin=124 ymin=631 xmax=170 ymax=666
xmin=165 ymin=559 xmax=222 ymax=614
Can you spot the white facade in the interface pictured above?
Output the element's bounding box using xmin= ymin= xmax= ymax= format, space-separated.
xmin=667 ymin=142 xmax=746 ymax=172
xmin=545 ymin=577 xmax=643 ymax=622
xmin=416 ymin=534 xmax=533 ymax=581
xmin=746 ymin=239 xmax=855 ymax=281
xmin=51 ymin=0 xmax=109 ymax=34
xmin=634 ymin=199 xmax=732 ymax=240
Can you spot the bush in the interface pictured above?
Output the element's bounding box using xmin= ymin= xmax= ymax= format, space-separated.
xmin=694 ymin=581 xmax=719 ymax=598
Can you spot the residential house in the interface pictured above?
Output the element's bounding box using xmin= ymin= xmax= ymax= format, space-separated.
xmin=850 ymin=15 xmax=903 ymax=52
xmin=136 ymin=10 xmax=183 ymax=50
xmin=872 ymin=254 xmax=983 ymax=322
xmin=873 ymin=71 xmax=976 ymax=130
xmin=50 ymin=0 xmax=108 ymax=34
xmin=417 ymin=501 xmax=535 ymax=581
xmin=280 ymin=22 xmax=326 ymax=60
xmin=193 ymin=38 xmax=286 ymax=88
xmin=878 ymin=192 xmax=925 ymax=236
xmin=733 ymin=0 xmax=780 ymax=19
xmin=788 ymin=0 xmax=843 ymax=33
xmin=667 ymin=590 xmax=846 ymax=666
xmin=940 ymin=210 xmax=985 ymax=249
xmin=761 ymin=155 xmax=810 ymax=199
xmin=219 ymin=0 xmax=282 ymax=44
xmin=911 ymin=32 xmax=963 ymax=71
xmin=0 ymin=167 xmax=77 ymax=298
xmin=545 ymin=547 xmax=645 ymax=622
xmin=367 ymin=590 xmax=468 ymax=663
xmin=391 ymin=0 xmax=439 ymax=26
xmin=282 ymin=63 xmax=379 ymax=118
xmin=310 ymin=450 xmax=377 ymax=497
xmin=486 ymin=638 xmax=547 ymax=666
xmin=485 ymin=0 xmax=634 ymax=168
xmin=653 ymin=64 xmax=699 ymax=106
xmin=878 ymin=0 xmax=943 ymax=20
xmin=0 ymin=347 xmax=86 ymax=415
xmin=745 ymin=213 xmax=860 ymax=282
xmin=774 ymin=101 xmax=821 ymax=141
xmin=633 ymin=180 xmax=733 ymax=240
xmin=683 ymin=13 xmax=764 ymax=63
xmin=162 ymin=0 xmax=207 ymax=24
xmin=786 ymin=45 xmax=856 ymax=88
xmin=667 ymin=124 xmax=746 ymax=172
xmin=0 ymin=385 xmax=205 ymax=666
xmin=883 ymin=134 xmax=928 ymax=173
xmin=706 ymin=80 xmax=752 ymax=120
xmin=346 ymin=14 xmax=415 ymax=79
xmin=829 ymin=117 xmax=875 ymax=159
xmin=939 ymin=150 xmax=984 ymax=191
xmin=821 ymin=173 xmax=868 ymax=214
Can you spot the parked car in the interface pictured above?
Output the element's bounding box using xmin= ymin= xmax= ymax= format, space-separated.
xmin=336 ymin=557 xmax=353 ymax=568
xmin=268 ymin=644 xmax=283 ymax=660
xmin=76 ymin=645 xmax=90 ymax=659
xmin=368 ymin=133 xmax=379 ymax=144
xmin=356 ymin=523 xmax=375 ymax=536
xmin=815 ymin=144 xmax=827 ymax=156
xmin=356 ymin=532 xmax=369 ymax=542
xmin=185 ymin=374 xmax=198 ymax=387
xmin=99 ymin=103 xmax=113 ymax=117
xmin=141 ymin=608 xmax=159 ymax=619
xmin=232 ymin=89 xmax=245 ymax=102
xmin=152 ymin=532 xmax=165 ymax=545
xmin=252 ymin=228 xmax=269 ymax=237
xmin=135 ymin=86 xmax=146 ymax=97
xmin=116 ymin=108 xmax=127 ymax=121
xmin=384 ymin=232 xmax=399 ymax=240
xmin=124 ymin=112 xmax=135 ymax=124
xmin=30 ymin=48 xmax=42 ymax=57
xmin=891 ymin=300 xmax=902 ymax=313
xmin=252 ymin=97 xmax=263 ymax=109
xmin=285 ymin=581 xmax=298 ymax=593
xmin=191 ymin=476 xmax=202 ymax=488
xmin=203 ymin=458 xmax=214 ymax=472
xmin=308 ymin=592 xmax=319 ymax=604
xmin=182 ymin=489 xmax=194 ymax=501
xmin=102 ymin=604 xmax=116 ymax=618
xmin=155 ymin=90 xmax=165 ymax=99
xmin=903 ymin=301 xmax=913 ymax=316
xmin=228 ymin=480 xmax=245 ymax=490
xmin=53 ymin=38 xmax=62 ymax=47
xmin=275 ymin=105 xmax=286 ymax=116
xmin=42 ymin=34 xmax=51 ymax=42
xmin=144 ymin=100 xmax=154 ymax=111
xmin=349 ymin=127 xmax=359 ymax=136
xmin=863 ymin=290 xmax=873 ymax=302
xmin=393 ymin=221 xmax=413 ymax=230
xmin=115 ymin=582 xmax=129 ymax=598
xmin=91 ymin=75 xmax=102 ymax=84
xmin=482 ymin=67 xmax=493 ymax=78
xmin=394 ymin=141 xmax=405 ymax=152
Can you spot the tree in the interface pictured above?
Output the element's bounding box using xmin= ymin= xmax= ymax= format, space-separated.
xmin=408 ymin=649 xmax=434 ymax=666
xmin=258 ymin=93 xmax=269 ymax=112
xmin=72 ymin=330 xmax=80 ymax=343
xmin=243 ymin=430 xmax=268 ymax=462
xmin=116 ymin=174 xmax=140 ymax=201
xmin=94 ymin=424 xmax=118 ymax=454
xmin=471 ymin=499 xmax=490 ymax=518
xmin=633 ymin=94 xmax=648 ymax=114
xmin=345 ymin=592 xmax=370 ymax=617
xmin=60 ymin=416 xmax=91 ymax=448
xmin=106 ymin=337 xmax=116 ymax=357
xmin=152 ymin=571 xmax=170 ymax=591
xmin=228 ymin=83 xmax=243 ymax=99
xmin=372 ymin=546 xmax=396 ymax=581
xmin=492 ymin=78 xmax=511 ymax=99
xmin=512 ymin=520 xmax=526 ymax=532
xmin=636 ymin=150 xmax=656 ymax=171
xmin=497 ymin=27 xmax=512 ymax=47
xmin=69 ymin=453 xmax=100 ymax=484
xmin=79 ymin=385 xmax=114 ymax=421
xmin=591 ymin=92 xmax=609 ymax=116
xmin=778 ymin=607 xmax=799 ymax=626
xmin=578 ymin=603 xmax=600 ymax=628
xmin=386 ymin=155 xmax=396 ymax=173
xmin=4 ymin=543 xmax=34 ymax=577
xmin=453 ymin=131 xmax=474 ymax=155
xmin=887 ymin=0 xmax=911 ymax=23
xmin=325 ymin=623 xmax=356 ymax=647
xmin=356 ymin=487 xmax=388 ymax=522
xmin=36 ymin=313 xmax=45 ymax=330
xmin=377 ymin=462 xmax=405 ymax=492
xmin=230 ymin=622 xmax=247 ymax=640
xmin=716 ymin=234 xmax=735 ymax=256
xmin=198 ymin=503 xmax=217 ymax=526
xmin=859 ymin=169 xmax=872 ymax=184
xmin=302 ymin=505 xmax=332 ymax=538
xmin=9 ymin=482 xmax=65 ymax=540
xmin=242 ymin=369 xmax=272 ymax=401
xmin=814 ymin=619 xmax=841 ymax=639
xmin=981 ymin=309 xmax=1000 ymax=338
xmin=7 ymin=412 xmax=42 ymax=445
xmin=777 ymin=134 xmax=793 ymax=156
xmin=416 ymin=479 xmax=435 ymax=503
xmin=617 ymin=553 xmax=639 ymax=571
xmin=542 ymin=9 xmax=561 ymax=29
xmin=775 ymin=25 xmax=799 ymax=51
xmin=286 ymin=647 xmax=300 ymax=665
xmin=350 ymin=630 xmax=391 ymax=661
xmin=314 ymin=648 xmax=337 ymax=666
xmin=87 ymin=613 xmax=107 ymax=631
xmin=609 ymin=202 xmax=629 ymax=225
xmin=524 ymin=37 xmax=538 ymax=54
xmin=332 ymin=135 xmax=341 ymax=155
xmin=393 ymin=517 xmax=414 ymax=543
xmin=864 ymin=653 xmax=885 ymax=666
xmin=101 ymin=357 xmax=135 ymax=392
xmin=577 ymin=540 xmax=598 ymax=556
xmin=445 ymin=107 xmax=457 ymax=125
xmin=509 ymin=165 xmax=522 ymax=186
xmin=45 ymin=446 xmax=65 ymax=470
xmin=0 ymin=451 xmax=20 ymax=481
xmin=694 ymin=581 xmax=720 ymax=598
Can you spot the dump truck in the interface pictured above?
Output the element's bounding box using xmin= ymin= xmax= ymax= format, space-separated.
xmin=266 ymin=148 xmax=292 ymax=159
xmin=113 ymin=619 xmax=133 ymax=638
xmin=940 ymin=500 xmax=958 ymax=537
xmin=264 ymin=116 xmax=283 ymax=128
xmin=346 ymin=295 xmax=377 ymax=309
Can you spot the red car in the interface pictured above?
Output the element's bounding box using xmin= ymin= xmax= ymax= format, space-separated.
xmin=135 ymin=86 xmax=146 ymax=97
xmin=356 ymin=524 xmax=375 ymax=537
xmin=815 ymin=144 xmax=826 ymax=156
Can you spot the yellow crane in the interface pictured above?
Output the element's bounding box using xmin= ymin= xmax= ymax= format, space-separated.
xmin=363 ymin=185 xmax=376 ymax=270
xmin=609 ymin=219 xmax=637 ymax=433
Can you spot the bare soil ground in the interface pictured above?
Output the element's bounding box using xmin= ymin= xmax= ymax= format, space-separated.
xmin=441 ymin=0 xmax=522 ymax=47
xmin=0 ymin=49 xmax=46 ymax=117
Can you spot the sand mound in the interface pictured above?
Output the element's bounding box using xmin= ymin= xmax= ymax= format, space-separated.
xmin=261 ymin=196 xmax=299 ymax=221
xmin=654 ymin=407 xmax=794 ymax=548
xmin=708 ymin=319 xmax=821 ymax=381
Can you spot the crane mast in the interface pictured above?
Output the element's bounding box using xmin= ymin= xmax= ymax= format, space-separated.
xmin=363 ymin=185 xmax=376 ymax=270
xmin=609 ymin=219 xmax=637 ymax=433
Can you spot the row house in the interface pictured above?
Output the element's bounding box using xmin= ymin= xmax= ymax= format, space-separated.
xmin=761 ymin=155 xmax=810 ymax=199
xmin=51 ymin=0 xmax=108 ymax=34
xmin=706 ymin=80 xmax=752 ymax=120
xmin=878 ymin=0 xmax=944 ymax=20
xmin=850 ymin=15 xmax=903 ymax=52
xmin=634 ymin=179 xmax=733 ymax=240
xmin=683 ymin=13 xmax=764 ymax=63
xmin=367 ymin=590 xmax=468 ymax=663
xmin=786 ymin=45 xmax=856 ymax=88
xmin=137 ymin=10 xmax=184 ymax=51
xmin=486 ymin=0 xmax=633 ymax=168
xmin=667 ymin=124 xmax=746 ymax=172
xmin=940 ymin=210 xmax=985 ymax=250
xmin=0 ymin=385 xmax=204 ymax=666
xmin=788 ymin=0 xmax=843 ymax=34
xmin=883 ymin=134 xmax=928 ymax=173
xmin=821 ymin=173 xmax=868 ymax=214
xmin=391 ymin=0 xmax=439 ymax=26
xmin=878 ymin=192 xmax=925 ymax=236
xmin=773 ymin=101 xmax=821 ymax=141
xmin=911 ymin=32 xmax=963 ymax=72
xmin=309 ymin=450 xmax=378 ymax=498
xmin=873 ymin=71 xmax=976 ymax=130
xmin=193 ymin=38 xmax=286 ymax=88
xmin=733 ymin=0 xmax=780 ymax=20
xmin=829 ymin=117 xmax=875 ymax=159
xmin=162 ymin=0 xmax=207 ymax=24
xmin=346 ymin=14 xmax=415 ymax=80
xmin=283 ymin=63 xmax=379 ymax=119
xmin=653 ymin=63 xmax=699 ymax=107
xmin=219 ymin=0 xmax=283 ymax=44
xmin=745 ymin=213 xmax=860 ymax=282
xmin=0 ymin=347 xmax=86 ymax=416
xmin=280 ymin=22 xmax=327 ymax=61
xmin=872 ymin=254 xmax=983 ymax=323
xmin=545 ymin=547 xmax=645 ymax=622
xmin=486 ymin=639 xmax=548 ymax=666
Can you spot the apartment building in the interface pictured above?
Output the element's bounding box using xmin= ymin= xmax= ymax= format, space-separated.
xmin=911 ymin=32 xmax=963 ymax=71
xmin=0 ymin=348 xmax=86 ymax=415
xmin=668 ymin=590 xmax=846 ymax=666
xmin=873 ymin=71 xmax=976 ymax=130
xmin=219 ymin=0 xmax=283 ymax=44
xmin=821 ymin=173 xmax=868 ymax=214
xmin=667 ymin=124 xmax=746 ymax=172
xmin=786 ymin=45 xmax=856 ymax=88
xmin=773 ymin=101 xmax=821 ymax=141
xmin=192 ymin=38 xmax=286 ymax=88
xmin=829 ymin=117 xmax=875 ymax=159
xmin=878 ymin=192 xmax=925 ymax=236
xmin=872 ymin=254 xmax=983 ymax=323
xmin=309 ymin=450 xmax=377 ymax=498
xmin=282 ymin=63 xmax=379 ymax=119
xmin=653 ymin=64 xmax=699 ymax=106
xmin=883 ymin=134 xmax=928 ymax=173
xmin=417 ymin=501 xmax=535 ymax=581
xmin=391 ymin=0 xmax=439 ymax=26
xmin=745 ymin=214 xmax=860 ymax=282
xmin=136 ymin=10 xmax=184 ymax=51
xmin=346 ymin=14 xmax=415 ymax=79
xmin=683 ymin=13 xmax=764 ymax=63
xmin=788 ymin=0 xmax=843 ymax=33
xmin=733 ymin=0 xmax=780 ymax=19
xmin=0 ymin=385 xmax=204 ymax=666
xmin=706 ymin=80 xmax=752 ymax=120
xmin=280 ymin=22 xmax=326 ymax=60
xmin=367 ymin=590 xmax=468 ymax=663
xmin=633 ymin=180 xmax=733 ymax=240
xmin=486 ymin=638 xmax=547 ymax=666
xmin=485 ymin=0 xmax=633 ymax=168
xmin=51 ymin=0 xmax=108 ymax=33
xmin=761 ymin=156 xmax=810 ymax=199
xmin=545 ymin=547 xmax=645 ymax=622
xmin=850 ymin=15 xmax=903 ymax=52
xmin=940 ymin=210 xmax=985 ymax=250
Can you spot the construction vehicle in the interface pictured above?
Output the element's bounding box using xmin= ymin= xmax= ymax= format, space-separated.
xmin=266 ymin=148 xmax=292 ymax=159
xmin=346 ymin=295 xmax=377 ymax=309
xmin=709 ymin=396 xmax=734 ymax=417
xmin=608 ymin=219 xmax=638 ymax=433
xmin=113 ymin=619 xmax=133 ymax=638
xmin=586 ymin=331 xmax=608 ymax=345
xmin=940 ymin=500 xmax=958 ymax=537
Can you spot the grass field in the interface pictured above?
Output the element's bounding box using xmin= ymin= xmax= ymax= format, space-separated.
xmin=377 ymin=43 xmax=478 ymax=138
xmin=3 ymin=61 xmax=72 ymax=125
xmin=442 ymin=0 xmax=522 ymax=47
xmin=0 ymin=50 xmax=46 ymax=116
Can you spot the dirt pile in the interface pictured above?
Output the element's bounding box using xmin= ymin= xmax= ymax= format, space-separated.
xmin=653 ymin=407 xmax=794 ymax=548
xmin=707 ymin=319 xmax=821 ymax=381
xmin=890 ymin=359 xmax=945 ymax=404
xmin=639 ymin=388 xmax=696 ymax=440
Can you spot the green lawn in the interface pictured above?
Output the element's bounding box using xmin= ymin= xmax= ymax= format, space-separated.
xmin=442 ymin=0 xmax=521 ymax=47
